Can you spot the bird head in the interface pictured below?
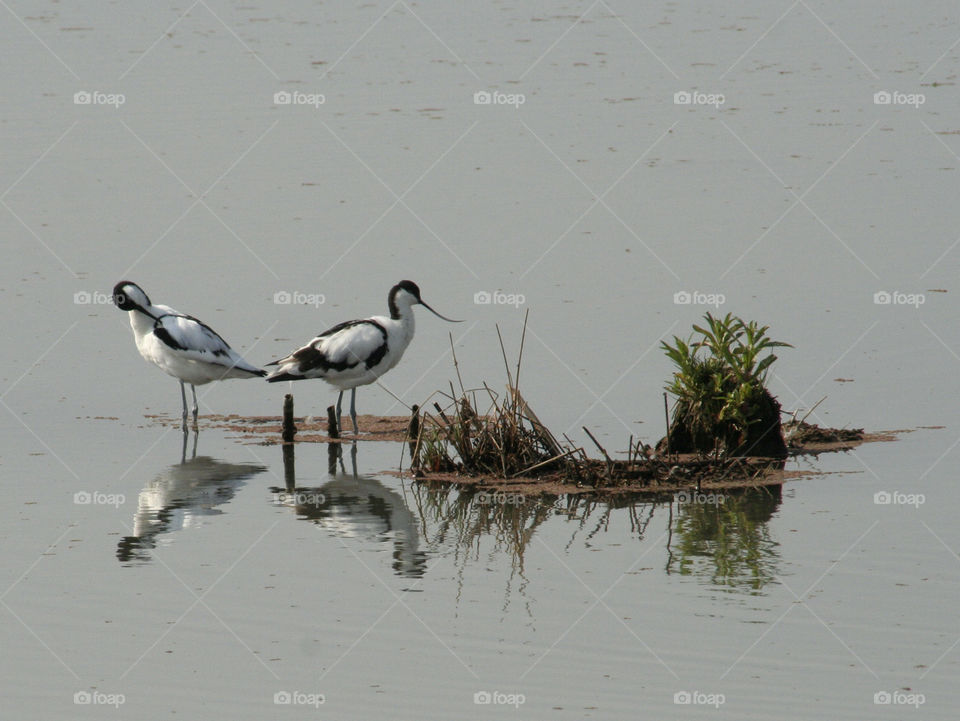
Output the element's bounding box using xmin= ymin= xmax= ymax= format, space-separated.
xmin=390 ymin=280 xmax=461 ymax=322
xmin=113 ymin=281 xmax=151 ymax=312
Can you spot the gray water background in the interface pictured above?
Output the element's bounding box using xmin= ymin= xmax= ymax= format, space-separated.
xmin=1 ymin=2 xmax=958 ymax=718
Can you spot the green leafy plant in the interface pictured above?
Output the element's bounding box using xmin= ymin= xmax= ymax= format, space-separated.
xmin=661 ymin=313 xmax=792 ymax=458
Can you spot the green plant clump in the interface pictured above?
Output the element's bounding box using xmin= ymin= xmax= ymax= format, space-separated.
xmin=660 ymin=313 xmax=792 ymax=458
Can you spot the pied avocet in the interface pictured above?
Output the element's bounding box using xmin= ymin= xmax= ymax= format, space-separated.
xmin=265 ymin=280 xmax=460 ymax=434
xmin=113 ymin=281 xmax=266 ymax=431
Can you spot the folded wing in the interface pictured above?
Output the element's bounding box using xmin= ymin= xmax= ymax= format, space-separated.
xmin=267 ymin=320 xmax=388 ymax=380
xmin=153 ymin=311 xmax=263 ymax=374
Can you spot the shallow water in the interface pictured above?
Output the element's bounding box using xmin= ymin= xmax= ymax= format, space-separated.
xmin=2 ymin=2 xmax=959 ymax=718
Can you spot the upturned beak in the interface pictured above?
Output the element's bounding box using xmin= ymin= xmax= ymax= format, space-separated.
xmin=420 ymin=299 xmax=462 ymax=322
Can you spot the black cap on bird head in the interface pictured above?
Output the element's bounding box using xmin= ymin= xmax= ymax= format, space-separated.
xmin=113 ymin=281 xmax=150 ymax=311
xmin=389 ymin=280 xmax=462 ymax=322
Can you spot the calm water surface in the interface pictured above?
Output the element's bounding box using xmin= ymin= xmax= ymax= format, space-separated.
xmin=2 ymin=2 xmax=958 ymax=718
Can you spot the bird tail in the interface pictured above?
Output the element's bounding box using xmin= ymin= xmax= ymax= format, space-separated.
xmin=230 ymin=359 xmax=267 ymax=377
xmin=265 ymin=369 xmax=303 ymax=383
xmin=217 ymin=364 xmax=267 ymax=380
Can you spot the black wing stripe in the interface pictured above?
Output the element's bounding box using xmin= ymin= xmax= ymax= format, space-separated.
xmin=153 ymin=325 xmax=187 ymax=351
xmin=365 ymin=330 xmax=389 ymax=369
xmin=153 ymin=313 xmax=231 ymax=357
xmin=362 ymin=321 xmax=389 ymax=369
xmin=288 ymin=320 xmax=389 ymax=374
xmin=291 ymin=344 xmax=356 ymax=374
xmin=317 ymin=319 xmax=368 ymax=338
xmin=186 ymin=314 xmax=232 ymax=357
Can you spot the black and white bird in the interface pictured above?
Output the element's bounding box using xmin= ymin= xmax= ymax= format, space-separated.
xmin=113 ymin=281 xmax=266 ymax=431
xmin=266 ymin=280 xmax=460 ymax=435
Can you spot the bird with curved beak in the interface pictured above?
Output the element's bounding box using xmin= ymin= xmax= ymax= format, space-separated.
xmin=266 ymin=280 xmax=461 ymax=435
xmin=113 ymin=281 xmax=266 ymax=432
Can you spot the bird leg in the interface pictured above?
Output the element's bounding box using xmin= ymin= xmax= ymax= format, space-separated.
xmin=350 ymin=387 xmax=359 ymax=435
xmin=191 ymin=384 xmax=199 ymax=430
xmin=335 ymin=391 xmax=344 ymax=436
xmin=179 ymin=381 xmax=189 ymax=433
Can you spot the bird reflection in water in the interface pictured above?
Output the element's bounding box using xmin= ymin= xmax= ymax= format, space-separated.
xmin=117 ymin=431 xmax=267 ymax=563
xmin=273 ymin=442 xmax=427 ymax=579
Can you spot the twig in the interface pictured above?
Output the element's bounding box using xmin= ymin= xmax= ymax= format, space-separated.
xmin=798 ymin=396 xmax=827 ymax=426
xmin=433 ymin=401 xmax=451 ymax=427
xmin=515 ymin=308 xmax=529 ymax=391
xmin=481 ymin=382 xmax=501 ymax=407
xmin=449 ymin=332 xmax=465 ymax=397
xmin=563 ymin=433 xmax=589 ymax=462
xmin=513 ymin=387 xmax=563 ymax=456
xmin=663 ymin=392 xmax=671 ymax=457
xmin=583 ymin=426 xmax=614 ymax=479
xmin=510 ymin=447 xmax=580 ymax=478
xmin=495 ymin=324 xmax=514 ymax=388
